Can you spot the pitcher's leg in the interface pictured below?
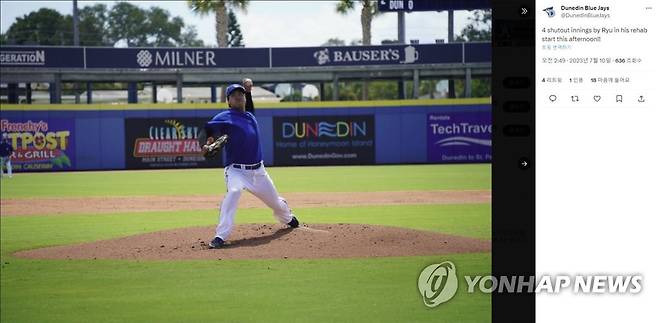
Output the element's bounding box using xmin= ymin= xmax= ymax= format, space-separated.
xmin=249 ymin=169 xmax=295 ymax=224
xmin=214 ymin=167 xmax=245 ymax=240
xmin=215 ymin=188 xmax=242 ymax=240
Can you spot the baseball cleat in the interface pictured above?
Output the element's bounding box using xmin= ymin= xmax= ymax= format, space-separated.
xmin=287 ymin=216 xmax=299 ymax=228
xmin=208 ymin=237 xmax=225 ymax=249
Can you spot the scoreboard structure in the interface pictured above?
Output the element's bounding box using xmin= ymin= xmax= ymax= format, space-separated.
xmin=377 ymin=0 xmax=490 ymax=12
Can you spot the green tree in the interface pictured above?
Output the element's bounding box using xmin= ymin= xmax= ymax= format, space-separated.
xmin=187 ymin=0 xmax=249 ymax=47
xmin=281 ymin=92 xmax=303 ymax=102
xmin=456 ymin=10 xmax=491 ymax=42
xmin=226 ymin=10 xmax=244 ymax=47
xmin=104 ymin=3 xmax=202 ymax=47
xmin=107 ymin=2 xmax=149 ymax=46
xmin=336 ymin=82 xmax=361 ymax=101
xmin=335 ymin=0 xmax=379 ymax=45
xmin=146 ymin=7 xmax=185 ymax=47
xmin=455 ymin=78 xmax=491 ymax=98
xmin=454 ymin=10 xmax=492 ymax=98
xmin=4 ymin=8 xmax=69 ymax=45
xmin=367 ymin=80 xmax=398 ymax=100
xmin=78 ymin=4 xmax=111 ymax=46
xmin=180 ymin=26 xmax=205 ymax=47
xmin=336 ymin=1 xmax=381 ymax=100
xmin=419 ymin=80 xmax=439 ymax=98
xmin=349 ymin=39 xmax=362 ymax=46
xmin=3 ymin=5 xmax=202 ymax=47
xmin=322 ymin=38 xmax=346 ymax=46
xmin=321 ymin=79 xmax=409 ymax=101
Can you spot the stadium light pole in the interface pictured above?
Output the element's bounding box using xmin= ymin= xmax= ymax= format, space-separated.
xmin=397 ymin=12 xmax=405 ymax=43
xmin=448 ymin=9 xmax=456 ymax=98
xmin=448 ymin=9 xmax=454 ymax=42
xmin=73 ymin=0 xmax=81 ymax=104
xmin=73 ymin=0 xmax=80 ymax=46
xmin=397 ymin=12 xmax=406 ymax=99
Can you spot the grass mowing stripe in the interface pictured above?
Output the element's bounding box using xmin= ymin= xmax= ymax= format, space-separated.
xmin=1 ymin=204 xmax=490 ymax=258
xmin=1 ymin=253 xmax=490 ymax=323
xmin=0 ymin=164 xmax=491 ymax=199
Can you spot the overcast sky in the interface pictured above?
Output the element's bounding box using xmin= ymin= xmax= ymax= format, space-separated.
xmin=0 ymin=1 xmax=483 ymax=47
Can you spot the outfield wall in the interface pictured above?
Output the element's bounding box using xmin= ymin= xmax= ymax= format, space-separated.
xmin=0 ymin=99 xmax=491 ymax=171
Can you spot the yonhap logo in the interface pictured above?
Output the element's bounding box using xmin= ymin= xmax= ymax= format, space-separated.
xmin=416 ymin=259 xmax=642 ymax=309
xmin=136 ymin=50 xmax=153 ymax=67
xmin=418 ymin=261 xmax=459 ymax=308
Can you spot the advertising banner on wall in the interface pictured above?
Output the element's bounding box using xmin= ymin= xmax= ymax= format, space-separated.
xmin=273 ymin=115 xmax=375 ymax=166
xmin=0 ymin=118 xmax=75 ymax=171
xmin=85 ymin=47 xmax=269 ymax=69
xmin=427 ymin=111 xmax=492 ymax=163
xmin=0 ymin=47 xmax=84 ymax=68
xmin=1 ymin=43 xmax=490 ymax=69
xmin=271 ymin=44 xmax=463 ymax=67
xmin=124 ymin=118 xmax=219 ymax=169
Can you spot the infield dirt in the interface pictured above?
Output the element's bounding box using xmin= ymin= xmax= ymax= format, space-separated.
xmin=15 ymin=223 xmax=491 ymax=260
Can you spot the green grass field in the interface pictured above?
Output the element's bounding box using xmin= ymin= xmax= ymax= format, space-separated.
xmin=1 ymin=164 xmax=491 ymax=323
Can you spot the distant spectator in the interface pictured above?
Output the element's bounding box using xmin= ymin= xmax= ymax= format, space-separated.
xmin=0 ymin=137 xmax=14 ymax=178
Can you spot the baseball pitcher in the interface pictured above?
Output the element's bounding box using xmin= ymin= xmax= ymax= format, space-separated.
xmin=202 ymin=79 xmax=299 ymax=249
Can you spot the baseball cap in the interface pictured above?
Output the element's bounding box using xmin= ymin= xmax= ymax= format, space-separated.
xmin=225 ymin=84 xmax=246 ymax=98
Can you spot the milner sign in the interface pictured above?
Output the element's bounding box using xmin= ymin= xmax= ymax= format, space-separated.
xmin=136 ymin=49 xmax=217 ymax=67
xmin=85 ymin=47 xmax=269 ymax=68
xmin=0 ymin=42 xmax=490 ymax=69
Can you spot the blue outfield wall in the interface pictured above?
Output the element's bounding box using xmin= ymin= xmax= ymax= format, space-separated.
xmin=0 ymin=103 xmax=491 ymax=171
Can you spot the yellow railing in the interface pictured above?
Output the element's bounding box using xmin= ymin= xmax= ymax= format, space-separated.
xmin=0 ymin=98 xmax=491 ymax=111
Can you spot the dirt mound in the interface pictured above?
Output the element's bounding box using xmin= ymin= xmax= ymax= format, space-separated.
xmin=0 ymin=190 xmax=491 ymax=217
xmin=15 ymin=224 xmax=490 ymax=260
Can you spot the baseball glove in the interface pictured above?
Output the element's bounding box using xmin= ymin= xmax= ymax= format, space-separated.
xmin=202 ymin=134 xmax=228 ymax=159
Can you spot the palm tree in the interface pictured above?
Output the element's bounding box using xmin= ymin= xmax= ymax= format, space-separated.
xmin=187 ymin=0 xmax=248 ymax=47
xmin=336 ymin=0 xmax=379 ymax=45
xmin=336 ymin=1 xmax=380 ymax=100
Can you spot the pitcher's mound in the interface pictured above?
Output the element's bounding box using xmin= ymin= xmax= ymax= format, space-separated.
xmin=15 ymin=224 xmax=490 ymax=260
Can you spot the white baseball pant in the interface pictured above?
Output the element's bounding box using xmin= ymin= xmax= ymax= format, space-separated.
xmin=0 ymin=157 xmax=12 ymax=178
xmin=215 ymin=162 xmax=294 ymax=240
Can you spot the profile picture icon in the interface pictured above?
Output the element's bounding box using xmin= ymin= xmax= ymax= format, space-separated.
xmin=543 ymin=7 xmax=556 ymax=17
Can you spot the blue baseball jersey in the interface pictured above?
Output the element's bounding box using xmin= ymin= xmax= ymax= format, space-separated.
xmin=0 ymin=141 xmax=13 ymax=157
xmin=205 ymin=109 xmax=263 ymax=166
